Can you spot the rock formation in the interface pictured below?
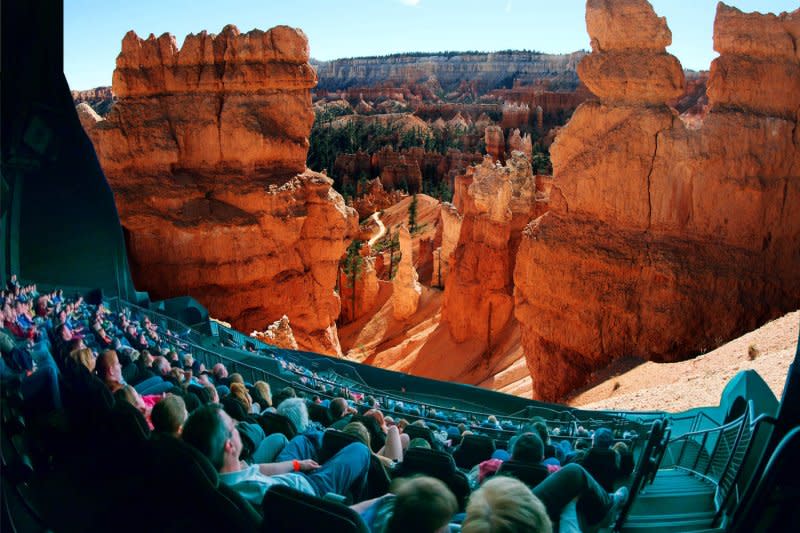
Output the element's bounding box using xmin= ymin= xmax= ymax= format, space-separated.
xmin=443 ymin=152 xmax=547 ymax=345
xmin=72 ymin=86 xmax=115 ymax=116
xmin=513 ymin=1 xmax=800 ymax=401
xmin=80 ymin=25 xmax=357 ymax=355
xmin=432 ymin=202 xmax=463 ymax=286
xmin=349 ymin=178 xmax=407 ymax=220
xmin=507 ymin=129 xmax=532 ymax=159
xmin=251 ymin=315 xmax=299 ymax=351
xmin=501 ymin=102 xmax=531 ymax=130
xmin=484 ymin=126 xmax=505 ymax=163
xmin=312 ymin=51 xmax=584 ymax=93
xmin=392 ymin=225 xmax=421 ymax=320
xmin=339 ymin=255 xmax=381 ymax=323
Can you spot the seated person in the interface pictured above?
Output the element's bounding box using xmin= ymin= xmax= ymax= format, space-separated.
xmin=329 ymin=397 xmax=357 ymax=429
xmin=151 ymin=393 xmax=188 ymax=437
xmin=531 ymin=463 xmax=628 ymax=530
xmin=0 ymin=339 xmax=61 ymax=413
xmin=181 ymin=404 xmax=370 ymax=505
xmin=96 ymin=350 xmax=172 ymax=396
xmin=462 ymin=476 xmax=552 ymax=533
xmin=577 ymin=428 xmax=621 ymax=491
xmin=356 ymin=476 xmax=457 ymax=533
xmin=497 ymin=433 xmax=552 ymax=488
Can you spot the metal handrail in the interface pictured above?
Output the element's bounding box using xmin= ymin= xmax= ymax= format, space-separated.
xmin=103 ymin=294 xmax=655 ymax=441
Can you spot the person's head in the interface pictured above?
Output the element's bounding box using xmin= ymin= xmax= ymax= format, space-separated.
xmin=272 ymin=386 xmax=297 ymax=409
xmin=511 ymin=433 xmax=544 ymax=464
xmin=152 ymin=356 xmax=171 ymax=376
xmin=462 ymin=476 xmax=552 ymax=533
xmin=364 ymin=409 xmax=387 ymax=432
xmin=277 ymin=398 xmax=310 ymax=433
xmin=228 ymin=373 xmax=244 ymax=385
xmin=229 ymin=382 xmax=252 ymax=413
xmin=253 ymin=381 xmax=272 ymax=408
xmin=575 ymin=438 xmax=590 ymax=451
xmin=387 ymin=476 xmax=457 ymax=533
xmin=612 ymin=441 xmax=629 ymax=456
xmin=182 ymin=404 xmax=241 ymax=471
xmin=212 ymin=363 xmax=228 ymax=379
xmin=96 ymin=350 xmax=122 ymax=382
xmin=487 ymin=415 xmax=498 ymax=425
xmin=183 ymin=354 xmax=194 ymax=368
xmin=141 ymin=349 xmax=154 ymax=367
xmin=329 ymin=397 xmax=350 ymax=419
xmin=71 ymin=347 xmax=96 ymax=372
xmin=532 ymin=421 xmax=550 ymax=445
xmin=204 ymin=383 xmax=220 ymax=404
xmin=114 ymin=384 xmax=146 ymax=415
xmin=342 ymin=421 xmax=371 ymax=448
xmin=408 ymin=438 xmax=431 ymax=450
xmin=151 ymin=394 xmax=188 ymax=436
xmin=592 ymin=428 xmax=614 ymax=449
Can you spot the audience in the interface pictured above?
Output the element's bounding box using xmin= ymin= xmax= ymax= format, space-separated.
xmin=0 ymin=277 xmax=642 ymax=533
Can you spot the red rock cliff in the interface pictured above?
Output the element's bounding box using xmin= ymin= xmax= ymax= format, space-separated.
xmin=81 ymin=25 xmax=357 ymax=354
xmin=513 ymin=0 xmax=800 ymax=401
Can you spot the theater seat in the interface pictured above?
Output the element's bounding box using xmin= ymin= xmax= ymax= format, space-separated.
xmin=393 ymin=448 xmax=470 ymax=511
xmin=401 ymin=425 xmax=439 ymax=450
xmin=261 ymin=484 xmax=368 ymax=533
xmin=307 ymin=402 xmax=333 ymax=426
xmin=257 ymin=411 xmax=297 ymax=440
xmin=497 ymin=460 xmax=550 ymax=489
xmin=453 ymin=434 xmax=495 ymax=470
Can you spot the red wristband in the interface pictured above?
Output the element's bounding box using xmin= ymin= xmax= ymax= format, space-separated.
xmin=293 ymin=460 xmax=300 ymax=472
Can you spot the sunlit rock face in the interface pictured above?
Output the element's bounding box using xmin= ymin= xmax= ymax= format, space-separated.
xmin=514 ymin=0 xmax=800 ymax=401
xmin=443 ymin=152 xmax=546 ymax=346
xmin=81 ymin=25 xmax=357 ymax=354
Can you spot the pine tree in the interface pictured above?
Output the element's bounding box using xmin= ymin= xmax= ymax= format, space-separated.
xmin=408 ymin=194 xmax=418 ymax=234
xmin=341 ymin=239 xmax=364 ymax=321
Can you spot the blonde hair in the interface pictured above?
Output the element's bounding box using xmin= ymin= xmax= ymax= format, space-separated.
xmin=342 ymin=421 xmax=371 ymax=448
xmin=230 ymin=382 xmax=252 ymax=412
xmin=71 ymin=348 xmax=95 ymax=372
xmin=254 ymin=381 xmax=272 ymax=407
xmin=462 ymin=476 xmax=552 ymax=533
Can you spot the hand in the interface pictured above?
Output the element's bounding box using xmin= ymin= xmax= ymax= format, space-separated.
xmin=298 ymin=459 xmax=320 ymax=472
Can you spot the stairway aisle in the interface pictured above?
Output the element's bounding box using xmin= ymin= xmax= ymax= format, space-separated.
xmin=619 ymin=468 xmax=721 ymax=533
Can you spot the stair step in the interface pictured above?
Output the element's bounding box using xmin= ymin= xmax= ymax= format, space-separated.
xmin=626 ymin=511 xmax=715 ymax=523
xmin=620 ymin=518 xmax=716 ymax=532
xmin=632 ymin=492 xmax=715 ymax=515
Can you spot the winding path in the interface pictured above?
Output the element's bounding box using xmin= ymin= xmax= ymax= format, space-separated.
xmin=368 ymin=211 xmax=386 ymax=247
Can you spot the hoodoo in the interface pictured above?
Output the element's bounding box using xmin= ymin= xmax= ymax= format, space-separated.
xmin=514 ymin=0 xmax=800 ymax=401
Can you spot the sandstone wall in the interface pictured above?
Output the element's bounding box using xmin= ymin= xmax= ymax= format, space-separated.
xmin=513 ymin=1 xmax=800 ymax=401
xmin=81 ymin=25 xmax=357 ymax=354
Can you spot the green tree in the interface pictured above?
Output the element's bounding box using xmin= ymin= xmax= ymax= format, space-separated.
xmin=408 ymin=194 xmax=419 ymax=234
xmin=340 ymin=239 xmax=364 ymax=321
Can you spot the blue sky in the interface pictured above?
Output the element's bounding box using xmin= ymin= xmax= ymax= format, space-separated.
xmin=65 ymin=0 xmax=798 ymax=90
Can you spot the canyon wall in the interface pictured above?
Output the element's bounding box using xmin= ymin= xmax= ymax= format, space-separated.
xmin=80 ymin=25 xmax=357 ymax=354
xmin=513 ymin=0 xmax=800 ymax=401
xmin=312 ymin=51 xmax=586 ymax=93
